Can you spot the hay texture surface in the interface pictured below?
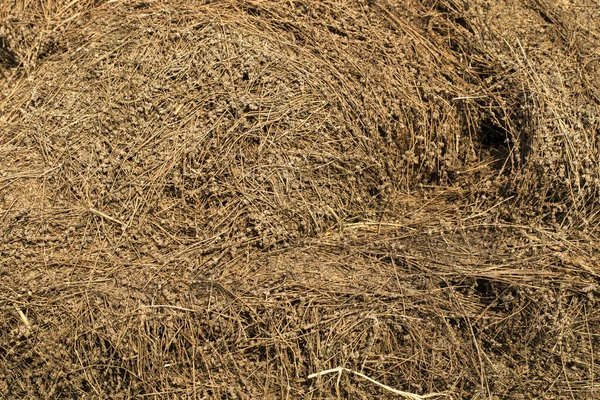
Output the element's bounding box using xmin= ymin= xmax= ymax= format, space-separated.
xmin=1 ymin=0 xmax=600 ymax=398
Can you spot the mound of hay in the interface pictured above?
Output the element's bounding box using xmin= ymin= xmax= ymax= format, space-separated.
xmin=1 ymin=0 xmax=599 ymax=398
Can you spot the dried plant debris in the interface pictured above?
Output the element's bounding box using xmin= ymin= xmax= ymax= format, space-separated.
xmin=1 ymin=0 xmax=599 ymax=398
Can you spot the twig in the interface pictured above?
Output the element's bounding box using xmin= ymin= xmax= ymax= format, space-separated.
xmin=15 ymin=307 xmax=31 ymax=330
xmin=452 ymin=95 xmax=488 ymax=100
xmin=89 ymin=207 xmax=124 ymax=226
xmin=308 ymin=367 xmax=451 ymax=399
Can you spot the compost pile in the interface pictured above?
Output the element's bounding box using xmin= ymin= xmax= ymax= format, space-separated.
xmin=1 ymin=0 xmax=600 ymax=398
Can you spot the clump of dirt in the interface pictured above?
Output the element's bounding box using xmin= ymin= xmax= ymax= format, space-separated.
xmin=1 ymin=0 xmax=599 ymax=398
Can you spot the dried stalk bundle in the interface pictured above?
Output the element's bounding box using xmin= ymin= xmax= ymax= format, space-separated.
xmin=1 ymin=0 xmax=599 ymax=398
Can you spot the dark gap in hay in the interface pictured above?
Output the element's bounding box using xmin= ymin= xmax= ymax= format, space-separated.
xmin=470 ymin=278 xmax=507 ymax=303
xmin=478 ymin=116 xmax=509 ymax=162
xmin=0 ymin=35 xmax=18 ymax=67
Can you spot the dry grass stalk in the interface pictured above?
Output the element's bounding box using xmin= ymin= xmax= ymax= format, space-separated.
xmin=308 ymin=366 xmax=451 ymax=399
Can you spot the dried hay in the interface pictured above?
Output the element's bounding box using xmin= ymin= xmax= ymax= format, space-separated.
xmin=1 ymin=0 xmax=599 ymax=398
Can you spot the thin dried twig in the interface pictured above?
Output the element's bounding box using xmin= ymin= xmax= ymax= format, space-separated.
xmin=15 ymin=307 xmax=31 ymax=330
xmin=88 ymin=207 xmax=124 ymax=226
xmin=308 ymin=367 xmax=451 ymax=399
